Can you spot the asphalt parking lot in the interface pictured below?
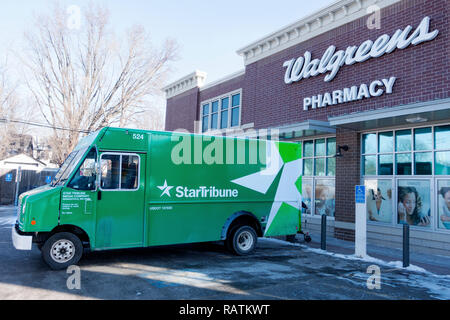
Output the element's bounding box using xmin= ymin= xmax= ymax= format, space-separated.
xmin=1 ymin=206 xmax=449 ymax=300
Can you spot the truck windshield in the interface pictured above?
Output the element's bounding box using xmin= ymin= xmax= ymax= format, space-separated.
xmin=52 ymin=147 xmax=89 ymax=186
xmin=50 ymin=131 xmax=100 ymax=187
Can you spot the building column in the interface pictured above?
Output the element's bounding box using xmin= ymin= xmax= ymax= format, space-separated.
xmin=334 ymin=127 xmax=361 ymax=241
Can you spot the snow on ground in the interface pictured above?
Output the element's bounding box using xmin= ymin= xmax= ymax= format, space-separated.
xmin=0 ymin=207 xmax=16 ymax=224
xmin=0 ymin=206 xmax=15 ymax=213
xmin=2 ymin=205 xmax=448 ymax=299
xmin=261 ymin=238 xmax=436 ymax=274
xmin=0 ymin=214 xmax=16 ymax=229
xmin=261 ymin=237 xmax=450 ymax=300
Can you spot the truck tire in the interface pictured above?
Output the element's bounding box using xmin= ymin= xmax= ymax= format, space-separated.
xmin=227 ymin=225 xmax=257 ymax=256
xmin=224 ymin=224 xmax=239 ymax=252
xmin=41 ymin=232 xmax=83 ymax=270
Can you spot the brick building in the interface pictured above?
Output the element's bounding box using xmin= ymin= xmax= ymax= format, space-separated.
xmin=164 ymin=0 xmax=450 ymax=255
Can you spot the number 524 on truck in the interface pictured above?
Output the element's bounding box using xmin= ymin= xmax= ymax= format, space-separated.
xmin=12 ymin=127 xmax=303 ymax=269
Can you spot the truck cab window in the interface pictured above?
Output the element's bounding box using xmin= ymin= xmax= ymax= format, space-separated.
xmin=100 ymin=154 xmax=120 ymax=190
xmin=121 ymin=155 xmax=139 ymax=189
xmin=100 ymin=153 xmax=139 ymax=190
xmin=67 ymin=148 xmax=97 ymax=190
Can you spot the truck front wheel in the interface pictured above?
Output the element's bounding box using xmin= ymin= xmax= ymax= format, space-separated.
xmin=41 ymin=232 xmax=83 ymax=270
xmin=227 ymin=225 xmax=257 ymax=256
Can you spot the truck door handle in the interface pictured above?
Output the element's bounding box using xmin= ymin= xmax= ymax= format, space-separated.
xmin=97 ymin=190 xmax=102 ymax=201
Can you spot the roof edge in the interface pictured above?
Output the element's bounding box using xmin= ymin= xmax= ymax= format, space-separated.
xmin=236 ymin=0 xmax=401 ymax=65
xmin=163 ymin=71 xmax=207 ymax=99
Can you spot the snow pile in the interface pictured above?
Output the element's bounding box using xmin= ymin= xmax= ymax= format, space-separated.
xmin=260 ymin=237 xmax=450 ymax=300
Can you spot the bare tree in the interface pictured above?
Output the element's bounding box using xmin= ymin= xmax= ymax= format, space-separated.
xmin=132 ymin=96 xmax=166 ymax=131
xmin=21 ymin=3 xmax=177 ymax=164
xmin=0 ymin=61 xmax=20 ymax=159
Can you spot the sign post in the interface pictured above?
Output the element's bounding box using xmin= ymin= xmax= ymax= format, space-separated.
xmin=355 ymin=185 xmax=367 ymax=258
xmin=14 ymin=166 xmax=22 ymax=207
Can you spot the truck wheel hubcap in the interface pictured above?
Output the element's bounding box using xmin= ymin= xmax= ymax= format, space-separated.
xmin=237 ymin=231 xmax=253 ymax=251
xmin=51 ymin=240 xmax=75 ymax=263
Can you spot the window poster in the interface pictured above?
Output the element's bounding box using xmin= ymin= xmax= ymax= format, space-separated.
xmin=315 ymin=179 xmax=335 ymax=217
xmin=397 ymin=180 xmax=431 ymax=227
xmin=365 ymin=179 xmax=393 ymax=223
xmin=438 ymin=180 xmax=450 ymax=230
xmin=302 ymin=179 xmax=313 ymax=215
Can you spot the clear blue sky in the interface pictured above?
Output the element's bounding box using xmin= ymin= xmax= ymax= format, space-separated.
xmin=0 ymin=0 xmax=334 ymax=86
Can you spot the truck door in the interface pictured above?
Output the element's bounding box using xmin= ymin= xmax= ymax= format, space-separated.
xmin=95 ymin=152 xmax=146 ymax=249
xmin=60 ymin=147 xmax=98 ymax=239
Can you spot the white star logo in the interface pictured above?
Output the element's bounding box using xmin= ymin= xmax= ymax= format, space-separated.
xmin=157 ymin=180 xmax=173 ymax=197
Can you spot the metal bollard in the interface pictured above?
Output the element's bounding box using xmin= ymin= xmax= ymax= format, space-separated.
xmin=403 ymin=224 xmax=410 ymax=268
xmin=321 ymin=214 xmax=327 ymax=250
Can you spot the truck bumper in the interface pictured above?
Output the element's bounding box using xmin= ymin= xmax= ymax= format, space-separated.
xmin=12 ymin=224 xmax=32 ymax=251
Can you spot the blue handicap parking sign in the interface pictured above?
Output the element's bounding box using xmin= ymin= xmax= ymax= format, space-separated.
xmin=45 ymin=176 xmax=52 ymax=184
xmin=355 ymin=185 xmax=366 ymax=204
xmin=5 ymin=173 xmax=13 ymax=182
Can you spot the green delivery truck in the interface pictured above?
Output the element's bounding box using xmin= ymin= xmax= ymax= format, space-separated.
xmin=12 ymin=127 xmax=304 ymax=269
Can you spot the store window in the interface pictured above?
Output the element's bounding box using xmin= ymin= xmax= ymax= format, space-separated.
xmin=315 ymin=179 xmax=335 ymax=217
xmin=201 ymin=90 xmax=241 ymax=133
xmin=397 ymin=179 xmax=431 ymax=227
xmin=362 ymin=124 xmax=450 ymax=231
xmin=437 ymin=180 xmax=450 ymax=230
xmin=302 ymin=137 xmax=336 ymax=217
xmin=302 ymin=179 xmax=313 ymax=215
xmin=202 ymin=104 xmax=209 ymax=133
xmin=303 ymin=137 xmax=336 ymax=177
xmin=231 ymin=93 xmax=241 ymax=127
xmin=365 ymin=179 xmax=393 ymax=223
xmin=220 ymin=97 xmax=229 ymax=129
xmin=211 ymin=101 xmax=219 ymax=130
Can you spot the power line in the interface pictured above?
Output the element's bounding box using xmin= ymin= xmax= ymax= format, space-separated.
xmin=0 ymin=118 xmax=91 ymax=133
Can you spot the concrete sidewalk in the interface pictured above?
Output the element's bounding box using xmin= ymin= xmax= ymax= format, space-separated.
xmin=293 ymin=233 xmax=450 ymax=276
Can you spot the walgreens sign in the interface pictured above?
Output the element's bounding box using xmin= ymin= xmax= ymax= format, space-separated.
xmin=283 ymin=16 xmax=439 ymax=84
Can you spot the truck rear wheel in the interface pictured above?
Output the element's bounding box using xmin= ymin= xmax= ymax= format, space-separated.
xmin=227 ymin=225 xmax=257 ymax=256
xmin=41 ymin=232 xmax=83 ymax=270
